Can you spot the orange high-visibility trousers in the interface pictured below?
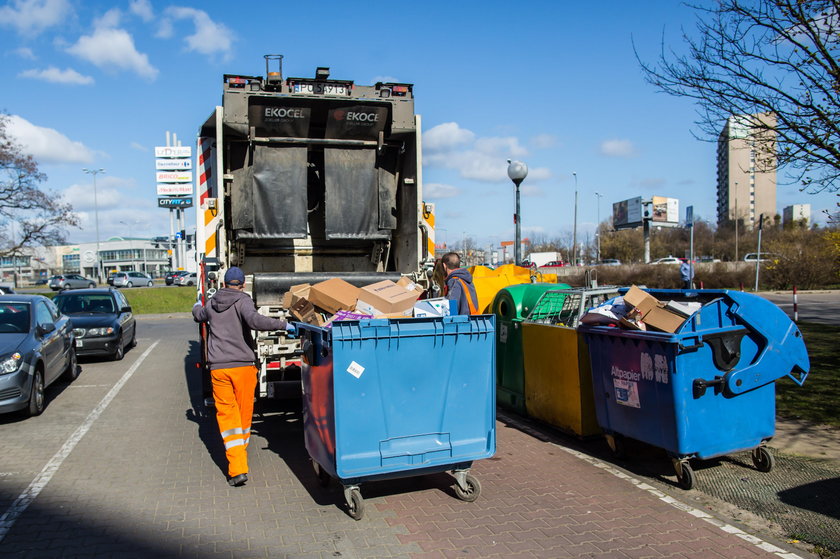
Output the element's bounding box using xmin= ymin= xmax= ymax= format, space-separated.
xmin=211 ymin=365 xmax=257 ymax=478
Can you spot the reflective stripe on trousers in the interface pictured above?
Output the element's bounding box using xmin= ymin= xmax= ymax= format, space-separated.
xmin=211 ymin=366 xmax=257 ymax=477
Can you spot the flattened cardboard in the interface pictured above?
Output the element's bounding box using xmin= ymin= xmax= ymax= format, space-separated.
xmin=282 ymin=283 xmax=311 ymax=309
xmin=308 ymin=278 xmax=359 ymax=314
xmin=358 ymin=280 xmax=422 ymax=315
xmin=623 ymin=285 xmax=685 ymax=333
xmin=289 ymin=297 xmax=324 ymax=326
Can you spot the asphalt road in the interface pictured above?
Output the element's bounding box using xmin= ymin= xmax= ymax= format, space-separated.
xmin=759 ymin=290 xmax=840 ymax=325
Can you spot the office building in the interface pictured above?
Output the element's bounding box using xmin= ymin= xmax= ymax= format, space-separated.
xmin=716 ymin=113 xmax=777 ymax=229
xmin=783 ymin=204 xmax=811 ymax=227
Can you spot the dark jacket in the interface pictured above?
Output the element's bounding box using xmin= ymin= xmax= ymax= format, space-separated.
xmin=445 ymin=268 xmax=479 ymax=315
xmin=192 ymin=288 xmax=286 ymax=370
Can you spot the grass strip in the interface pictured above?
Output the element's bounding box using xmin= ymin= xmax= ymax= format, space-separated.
xmin=776 ymin=322 xmax=840 ymax=428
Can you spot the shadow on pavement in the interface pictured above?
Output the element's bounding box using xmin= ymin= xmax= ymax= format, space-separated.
xmin=778 ymin=477 xmax=840 ymax=519
xmin=182 ymin=339 xmax=227 ymax=478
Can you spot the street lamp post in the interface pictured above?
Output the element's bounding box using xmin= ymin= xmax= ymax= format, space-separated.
xmin=572 ymin=172 xmax=579 ymax=266
xmin=595 ymin=191 xmax=603 ymax=263
xmin=507 ymin=159 xmax=528 ymax=266
xmin=82 ymin=168 xmax=105 ymax=283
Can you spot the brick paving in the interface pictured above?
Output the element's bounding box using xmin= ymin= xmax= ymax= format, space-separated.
xmin=0 ymin=316 xmax=813 ymax=558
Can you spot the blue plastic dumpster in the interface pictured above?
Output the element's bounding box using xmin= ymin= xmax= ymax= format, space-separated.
xmin=298 ymin=314 xmax=496 ymax=519
xmin=580 ymin=289 xmax=809 ymax=490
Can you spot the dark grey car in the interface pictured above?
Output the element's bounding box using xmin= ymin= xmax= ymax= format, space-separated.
xmin=48 ymin=274 xmax=96 ymax=291
xmin=0 ymin=295 xmax=78 ymax=417
xmin=53 ymin=288 xmax=136 ymax=361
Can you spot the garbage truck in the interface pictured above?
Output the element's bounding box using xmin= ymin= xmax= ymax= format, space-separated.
xmin=194 ymin=55 xmax=436 ymax=400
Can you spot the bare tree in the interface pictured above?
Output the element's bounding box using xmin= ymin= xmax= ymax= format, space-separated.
xmin=0 ymin=113 xmax=78 ymax=257
xmin=637 ymin=0 xmax=840 ymax=193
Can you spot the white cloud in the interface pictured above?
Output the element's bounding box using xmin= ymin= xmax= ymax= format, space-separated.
xmin=163 ymin=6 xmax=233 ymax=58
xmin=371 ymin=75 xmax=400 ymax=83
xmin=531 ymin=133 xmax=557 ymax=149
xmin=12 ymin=46 xmax=36 ymax=59
xmin=129 ymin=0 xmax=153 ymax=21
xmin=95 ymin=7 xmax=122 ymax=28
xmin=600 ymin=139 xmax=637 ymax=157
xmin=67 ymin=26 xmax=158 ymax=80
xmin=62 ymin=178 xmax=125 ymax=211
xmin=0 ymin=0 xmax=72 ymax=35
xmin=19 ymin=66 xmax=94 ymax=85
xmin=424 ymin=122 xmax=475 ymax=151
xmin=129 ymin=142 xmax=148 ymax=152
xmin=424 ymin=183 xmax=460 ymax=199
xmin=7 ymin=114 xmax=94 ymax=164
xmin=155 ymin=18 xmax=173 ymax=39
xmin=423 ymin=122 xmax=551 ymax=183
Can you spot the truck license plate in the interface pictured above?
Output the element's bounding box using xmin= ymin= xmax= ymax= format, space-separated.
xmin=294 ymin=83 xmax=346 ymax=95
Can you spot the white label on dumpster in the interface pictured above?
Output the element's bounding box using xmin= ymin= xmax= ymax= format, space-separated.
xmin=614 ymin=379 xmax=640 ymax=408
xmin=347 ymin=361 xmax=365 ymax=379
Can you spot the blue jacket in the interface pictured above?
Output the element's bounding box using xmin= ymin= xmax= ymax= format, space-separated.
xmin=680 ymin=262 xmax=694 ymax=281
xmin=445 ymin=268 xmax=479 ymax=315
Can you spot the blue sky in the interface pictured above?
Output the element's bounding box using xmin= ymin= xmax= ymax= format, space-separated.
xmin=1 ymin=0 xmax=835 ymax=250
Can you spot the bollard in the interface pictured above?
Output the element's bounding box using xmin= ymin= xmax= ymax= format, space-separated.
xmin=700 ymin=281 xmax=704 ymax=289
xmin=793 ymin=285 xmax=798 ymax=322
xmin=739 ymin=282 xmax=744 ymax=292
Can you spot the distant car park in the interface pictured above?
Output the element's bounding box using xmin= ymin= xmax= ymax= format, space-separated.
xmin=177 ymin=273 xmax=197 ymax=286
xmin=165 ymin=270 xmax=190 ymax=286
xmin=112 ymin=271 xmax=154 ymax=288
xmin=744 ymin=253 xmax=780 ymax=263
xmin=651 ymin=256 xmax=682 ymax=265
xmin=48 ymin=274 xmax=96 ymax=291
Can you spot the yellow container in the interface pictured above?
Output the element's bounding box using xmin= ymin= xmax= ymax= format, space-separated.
xmin=467 ymin=264 xmax=560 ymax=314
xmin=522 ymin=322 xmax=601 ymax=438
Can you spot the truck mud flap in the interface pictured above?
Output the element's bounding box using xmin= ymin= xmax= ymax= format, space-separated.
xmin=244 ymin=145 xmax=309 ymax=239
xmin=324 ymin=148 xmax=391 ymax=240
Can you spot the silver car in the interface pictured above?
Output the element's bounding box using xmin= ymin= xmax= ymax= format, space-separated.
xmin=112 ymin=271 xmax=154 ymax=288
xmin=48 ymin=274 xmax=97 ymax=291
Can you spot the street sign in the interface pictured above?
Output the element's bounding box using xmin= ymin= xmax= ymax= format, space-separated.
xmin=158 ymin=197 xmax=194 ymax=208
xmin=157 ymin=183 xmax=193 ymax=196
xmin=155 ymin=146 xmax=192 ymax=158
xmin=156 ymin=171 xmax=193 ymax=183
xmin=686 ymin=205 xmax=694 ymax=227
xmin=175 ymin=232 xmax=182 ymax=240
xmin=156 ymin=158 xmax=192 ymax=170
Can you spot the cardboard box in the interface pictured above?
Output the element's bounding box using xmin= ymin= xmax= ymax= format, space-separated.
xmin=308 ymin=278 xmax=359 ymax=314
xmin=282 ymin=283 xmax=311 ymax=309
xmin=413 ymin=297 xmax=452 ymax=318
xmin=289 ymin=297 xmax=325 ymax=326
xmin=623 ymin=285 xmax=686 ymax=333
xmin=396 ymin=276 xmax=425 ymax=297
xmin=354 ymin=299 xmax=382 ymax=316
xmin=357 ymin=280 xmax=422 ymax=315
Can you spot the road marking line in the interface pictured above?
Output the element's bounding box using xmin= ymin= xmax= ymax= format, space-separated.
xmin=499 ymin=413 xmax=805 ymax=559
xmin=0 ymin=341 xmax=160 ymax=542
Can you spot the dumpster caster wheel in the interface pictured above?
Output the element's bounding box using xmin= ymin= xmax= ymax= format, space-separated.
xmin=344 ymin=487 xmax=364 ymax=521
xmin=312 ymin=461 xmax=331 ymax=488
xmin=751 ymin=447 xmax=774 ymax=473
xmin=606 ymin=434 xmax=626 ymax=459
xmin=674 ymin=460 xmax=695 ymax=490
xmin=453 ymin=473 xmax=481 ymax=502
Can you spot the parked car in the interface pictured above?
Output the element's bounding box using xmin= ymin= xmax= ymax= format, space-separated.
xmin=698 ymin=256 xmax=721 ymax=263
xmin=744 ymin=252 xmax=780 ymax=263
xmin=0 ymin=286 xmax=15 ymax=294
xmin=165 ymin=270 xmax=190 ymax=286
xmin=48 ymin=274 xmax=96 ymax=291
xmin=541 ymin=260 xmax=566 ymax=268
xmin=599 ymin=259 xmax=622 ymax=266
xmin=177 ymin=273 xmax=197 ymax=286
xmin=112 ymin=271 xmax=154 ymax=288
xmin=34 ymin=278 xmax=48 ymax=286
xmin=0 ymin=294 xmax=77 ymax=417
xmin=53 ymin=288 xmax=136 ymax=361
xmin=651 ymin=256 xmax=682 ymax=265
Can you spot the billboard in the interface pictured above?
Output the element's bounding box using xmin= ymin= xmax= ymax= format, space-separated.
xmin=652 ymin=196 xmax=679 ymax=224
xmin=158 ymin=197 xmax=194 ymax=208
xmin=155 ymin=146 xmax=192 ymax=158
xmin=613 ymin=197 xmax=642 ymax=228
xmin=157 ymin=183 xmax=193 ymax=196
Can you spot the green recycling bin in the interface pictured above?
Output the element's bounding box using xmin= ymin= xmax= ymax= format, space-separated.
xmin=491 ymin=283 xmax=569 ymax=413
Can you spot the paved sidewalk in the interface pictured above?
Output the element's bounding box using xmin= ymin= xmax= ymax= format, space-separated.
xmin=0 ymin=317 xmax=815 ymax=558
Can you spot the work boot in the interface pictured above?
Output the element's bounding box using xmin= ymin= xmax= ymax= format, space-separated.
xmin=228 ymin=473 xmax=248 ymax=487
